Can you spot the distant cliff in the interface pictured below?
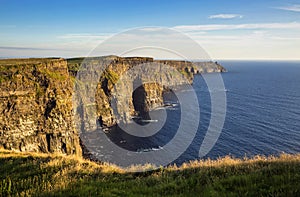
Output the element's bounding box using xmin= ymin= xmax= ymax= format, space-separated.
xmin=0 ymin=56 xmax=225 ymax=155
xmin=68 ymin=56 xmax=226 ymax=129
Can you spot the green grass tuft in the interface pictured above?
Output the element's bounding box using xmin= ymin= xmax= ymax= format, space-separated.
xmin=1 ymin=150 xmax=300 ymax=196
xmin=104 ymin=69 xmax=120 ymax=85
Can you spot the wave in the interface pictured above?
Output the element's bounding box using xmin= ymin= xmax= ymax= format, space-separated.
xmin=136 ymin=146 xmax=163 ymax=153
xmin=139 ymin=119 xmax=159 ymax=123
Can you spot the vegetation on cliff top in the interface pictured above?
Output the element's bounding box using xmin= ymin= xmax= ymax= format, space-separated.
xmin=0 ymin=58 xmax=67 ymax=83
xmin=0 ymin=58 xmax=62 ymax=65
xmin=1 ymin=149 xmax=300 ymax=196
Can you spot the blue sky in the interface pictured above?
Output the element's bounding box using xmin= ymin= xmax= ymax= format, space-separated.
xmin=1 ymin=0 xmax=300 ymax=59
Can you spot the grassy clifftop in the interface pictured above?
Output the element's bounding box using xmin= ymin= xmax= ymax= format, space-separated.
xmin=1 ymin=149 xmax=300 ymax=196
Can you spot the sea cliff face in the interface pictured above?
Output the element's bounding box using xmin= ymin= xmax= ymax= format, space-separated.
xmin=69 ymin=56 xmax=226 ymax=129
xmin=0 ymin=56 xmax=225 ymax=155
xmin=0 ymin=58 xmax=81 ymax=155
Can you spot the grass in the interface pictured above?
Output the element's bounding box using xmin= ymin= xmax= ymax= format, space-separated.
xmin=0 ymin=58 xmax=61 ymax=66
xmin=104 ymin=69 xmax=120 ymax=85
xmin=36 ymin=66 xmax=68 ymax=81
xmin=66 ymin=58 xmax=84 ymax=77
xmin=1 ymin=150 xmax=300 ymax=196
xmin=0 ymin=58 xmax=68 ymax=84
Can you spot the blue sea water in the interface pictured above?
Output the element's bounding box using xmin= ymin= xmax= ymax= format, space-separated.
xmin=96 ymin=61 xmax=300 ymax=166
xmin=176 ymin=60 xmax=300 ymax=164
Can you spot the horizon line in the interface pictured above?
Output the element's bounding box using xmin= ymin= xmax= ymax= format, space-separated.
xmin=1 ymin=56 xmax=300 ymax=62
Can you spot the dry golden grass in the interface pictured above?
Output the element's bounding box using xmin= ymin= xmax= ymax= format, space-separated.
xmin=1 ymin=149 xmax=300 ymax=196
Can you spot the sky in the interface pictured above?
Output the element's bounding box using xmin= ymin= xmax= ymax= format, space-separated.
xmin=0 ymin=0 xmax=300 ymax=60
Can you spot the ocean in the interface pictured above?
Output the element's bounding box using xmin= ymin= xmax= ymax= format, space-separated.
xmin=92 ymin=61 xmax=300 ymax=166
xmin=177 ymin=60 xmax=300 ymax=164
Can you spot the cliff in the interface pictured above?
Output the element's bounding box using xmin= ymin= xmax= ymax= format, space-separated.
xmin=0 ymin=56 xmax=225 ymax=155
xmin=68 ymin=56 xmax=226 ymax=129
xmin=0 ymin=58 xmax=81 ymax=155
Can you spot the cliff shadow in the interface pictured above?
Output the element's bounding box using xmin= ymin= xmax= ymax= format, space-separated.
xmin=132 ymin=78 xmax=150 ymax=120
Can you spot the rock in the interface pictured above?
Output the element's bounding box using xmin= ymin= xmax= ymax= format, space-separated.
xmin=69 ymin=56 xmax=226 ymax=128
xmin=0 ymin=56 xmax=226 ymax=156
xmin=0 ymin=58 xmax=81 ymax=155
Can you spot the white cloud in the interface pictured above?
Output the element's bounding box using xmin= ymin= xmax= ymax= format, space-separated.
xmin=172 ymin=22 xmax=300 ymax=60
xmin=208 ymin=14 xmax=243 ymax=19
xmin=4 ymin=24 xmax=300 ymax=60
xmin=276 ymin=4 xmax=300 ymax=12
xmin=173 ymin=22 xmax=300 ymax=32
xmin=58 ymin=33 xmax=109 ymax=40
